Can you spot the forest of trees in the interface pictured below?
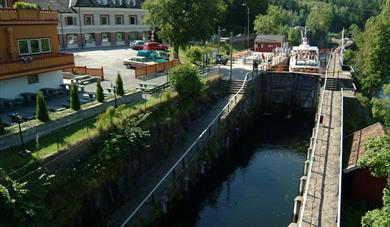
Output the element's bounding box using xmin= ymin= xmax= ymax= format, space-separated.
xmin=253 ymin=0 xmax=383 ymax=46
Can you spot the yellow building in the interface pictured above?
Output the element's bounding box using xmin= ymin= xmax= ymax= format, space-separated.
xmin=0 ymin=8 xmax=74 ymax=99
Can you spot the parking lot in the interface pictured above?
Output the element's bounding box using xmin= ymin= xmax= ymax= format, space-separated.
xmin=71 ymin=46 xmax=169 ymax=93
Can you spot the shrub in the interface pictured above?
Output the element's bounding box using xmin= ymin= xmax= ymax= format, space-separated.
xmin=0 ymin=118 xmax=5 ymax=135
xmin=35 ymin=91 xmax=50 ymax=122
xmin=116 ymin=73 xmax=124 ymax=96
xmin=168 ymin=64 xmax=203 ymax=99
xmin=70 ymin=83 xmax=81 ymax=110
xmin=96 ymin=80 xmax=104 ymax=103
xmin=13 ymin=2 xmax=38 ymax=9
xmin=186 ymin=46 xmax=203 ymax=65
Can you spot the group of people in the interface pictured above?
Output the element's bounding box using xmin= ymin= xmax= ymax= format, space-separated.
xmin=296 ymin=50 xmax=319 ymax=61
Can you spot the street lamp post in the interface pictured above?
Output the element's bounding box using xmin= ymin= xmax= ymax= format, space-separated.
xmin=242 ymin=3 xmax=250 ymax=54
xmin=110 ymin=83 xmax=117 ymax=108
xmin=229 ymin=32 xmax=233 ymax=81
xmin=11 ymin=113 xmax=25 ymax=151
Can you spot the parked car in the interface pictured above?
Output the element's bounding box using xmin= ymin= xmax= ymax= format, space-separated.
xmin=154 ymin=50 xmax=170 ymax=61
xmin=130 ymin=40 xmax=145 ymax=50
xmin=143 ymin=42 xmax=168 ymax=51
xmin=137 ymin=50 xmax=170 ymax=62
xmin=215 ymin=54 xmax=228 ymax=65
xmin=123 ymin=56 xmax=156 ymax=68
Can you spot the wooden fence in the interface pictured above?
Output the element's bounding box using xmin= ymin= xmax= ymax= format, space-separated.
xmin=134 ymin=60 xmax=179 ymax=78
xmin=64 ymin=66 xmax=104 ymax=80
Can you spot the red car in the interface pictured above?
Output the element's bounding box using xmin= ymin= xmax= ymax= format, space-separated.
xmin=143 ymin=42 xmax=168 ymax=51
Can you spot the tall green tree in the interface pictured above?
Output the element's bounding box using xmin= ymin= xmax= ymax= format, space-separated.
xmin=96 ymin=80 xmax=104 ymax=103
xmin=70 ymin=83 xmax=80 ymax=111
xmin=35 ymin=92 xmax=50 ymax=122
xmin=219 ymin=0 xmax=268 ymax=34
xmin=115 ymin=73 xmax=124 ymax=96
xmin=370 ymin=83 xmax=390 ymax=127
xmin=305 ymin=4 xmax=333 ymax=46
xmin=142 ymin=0 xmax=226 ymax=58
xmin=359 ymin=135 xmax=390 ymax=227
xmin=347 ymin=0 xmax=390 ymax=95
xmin=254 ymin=5 xmax=288 ymax=35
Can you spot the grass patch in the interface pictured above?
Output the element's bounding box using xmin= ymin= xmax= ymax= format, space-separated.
xmin=4 ymin=90 xmax=137 ymax=134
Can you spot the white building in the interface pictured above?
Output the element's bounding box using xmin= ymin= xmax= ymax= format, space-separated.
xmin=25 ymin=0 xmax=149 ymax=49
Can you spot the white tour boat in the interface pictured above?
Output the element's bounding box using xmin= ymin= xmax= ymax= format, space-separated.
xmin=289 ymin=29 xmax=320 ymax=73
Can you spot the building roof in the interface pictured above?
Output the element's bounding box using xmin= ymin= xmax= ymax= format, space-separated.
xmin=255 ymin=35 xmax=286 ymax=43
xmin=23 ymin=0 xmax=75 ymax=13
xmin=74 ymin=0 xmax=143 ymax=8
xmin=343 ymin=122 xmax=387 ymax=172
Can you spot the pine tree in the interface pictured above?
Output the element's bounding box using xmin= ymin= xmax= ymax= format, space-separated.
xmin=96 ymin=80 xmax=104 ymax=102
xmin=35 ymin=91 xmax=50 ymax=122
xmin=0 ymin=118 xmax=5 ymax=135
xmin=116 ymin=72 xmax=124 ymax=96
xmin=70 ymin=82 xmax=81 ymax=110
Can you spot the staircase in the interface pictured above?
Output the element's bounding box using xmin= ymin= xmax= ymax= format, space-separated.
xmin=227 ymin=80 xmax=247 ymax=94
xmin=325 ymin=77 xmax=339 ymax=91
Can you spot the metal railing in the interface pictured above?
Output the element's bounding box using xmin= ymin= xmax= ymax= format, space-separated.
xmin=298 ymin=49 xmax=334 ymax=226
xmin=120 ymin=70 xmax=255 ymax=227
xmin=0 ymin=8 xmax=58 ymax=22
xmin=0 ymin=53 xmax=75 ymax=79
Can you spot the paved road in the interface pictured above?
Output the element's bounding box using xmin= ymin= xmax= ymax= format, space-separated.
xmin=300 ymin=51 xmax=344 ymax=227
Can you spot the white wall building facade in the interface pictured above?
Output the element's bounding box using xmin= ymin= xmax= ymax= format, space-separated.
xmin=56 ymin=0 xmax=149 ymax=49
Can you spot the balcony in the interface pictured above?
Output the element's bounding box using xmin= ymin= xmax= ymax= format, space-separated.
xmin=0 ymin=9 xmax=58 ymax=25
xmin=0 ymin=53 xmax=75 ymax=80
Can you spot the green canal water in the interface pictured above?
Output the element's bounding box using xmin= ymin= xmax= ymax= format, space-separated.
xmin=157 ymin=115 xmax=313 ymax=227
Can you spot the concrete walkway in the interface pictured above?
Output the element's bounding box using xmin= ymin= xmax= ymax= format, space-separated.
xmin=300 ymin=51 xmax=343 ymax=227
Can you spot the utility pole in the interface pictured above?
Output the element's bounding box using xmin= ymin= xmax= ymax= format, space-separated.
xmin=242 ymin=3 xmax=250 ymax=54
xmin=230 ymin=31 xmax=233 ymax=81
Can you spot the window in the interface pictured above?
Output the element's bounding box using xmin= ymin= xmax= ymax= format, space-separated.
xmin=98 ymin=0 xmax=107 ymax=4
xmin=84 ymin=15 xmax=94 ymax=25
xmin=40 ymin=38 xmax=51 ymax=52
xmin=65 ymin=16 xmax=76 ymax=26
xmin=101 ymin=33 xmax=111 ymax=43
xmin=17 ymin=38 xmax=52 ymax=55
xmin=0 ymin=0 xmax=7 ymax=8
xmin=117 ymin=32 xmax=124 ymax=42
xmin=67 ymin=34 xmax=78 ymax=45
xmin=129 ymin=15 xmax=137 ymax=25
xmin=27 ymin=75 xmax=39 ymax=84
xmin=126 ymin=0 xmax=135 ymax=6
xmin=18 ymin=40 xmax=29 ymax=55
xmin=115 ymin=0 xmax=121 ymax=5
xmin=85 ymin=33 xmax=95 ymax=43
xmin=100 ymin=15 xmax=109 ymax=25
xmin=115 ymin=15 xmax=124 ymax=25
xmin=30 ymin=39 xmax=40 ymax=54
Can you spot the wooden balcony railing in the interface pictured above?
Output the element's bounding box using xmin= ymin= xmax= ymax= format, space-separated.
xmin=0 ymin=53 xmax=75 ymax=80
xmin=0 ymin=9 xmax=58 ymax=23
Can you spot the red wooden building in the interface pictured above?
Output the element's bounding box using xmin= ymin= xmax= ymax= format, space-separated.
xmin=254 ymin=35 xmax=287 ymax=52
xmin=343 ymin=122 xmax=388 ymax=206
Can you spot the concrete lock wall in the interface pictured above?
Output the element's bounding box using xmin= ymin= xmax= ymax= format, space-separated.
xmin=0 ymin=91 xmax=143 ymax=150
xmin=126 ymin=75 xmax=263 ymax=226
xmin=261 ymin=72 xmax=321 ymax=114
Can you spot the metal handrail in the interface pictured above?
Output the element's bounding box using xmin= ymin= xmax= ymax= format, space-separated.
xmin=120 ymin=71 xmax=253 ymax=227
xmin=338 ymin=88 xmax=345 ymax=226
xmin=298 ymin=49 xmax=334 ymax=226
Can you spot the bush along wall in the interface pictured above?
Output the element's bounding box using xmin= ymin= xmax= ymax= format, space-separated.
xmin=39 ymin=79 xmax=225 ymax=227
